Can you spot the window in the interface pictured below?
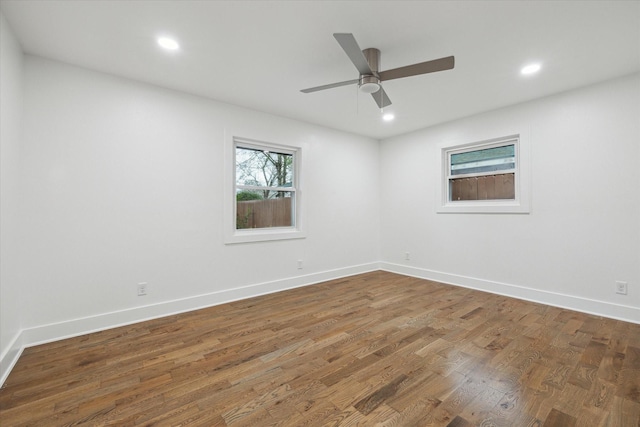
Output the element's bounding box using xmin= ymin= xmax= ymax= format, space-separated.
xmin=449 ymin=143 xmax=516 ymax=201
xmin=225 ymin=137 xmax=304 ymax=243
xmin=438 ymin=134 xmax=530 ymax=214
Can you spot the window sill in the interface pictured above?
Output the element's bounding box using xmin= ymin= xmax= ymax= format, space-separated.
xmin=437 ymin=200 xmax=530 ymax=214
xmin=224 ymin=228 xmax=306 ymax=244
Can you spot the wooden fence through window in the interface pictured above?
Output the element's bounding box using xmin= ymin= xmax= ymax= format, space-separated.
xmin=450 ymin=173 xmax=515 ymax=201
xmin=236 ymin=198 xmax=292 ymax=229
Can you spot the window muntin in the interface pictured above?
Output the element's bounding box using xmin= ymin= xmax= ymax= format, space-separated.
xmin=234 ymin=141 xmax=297 ymax=231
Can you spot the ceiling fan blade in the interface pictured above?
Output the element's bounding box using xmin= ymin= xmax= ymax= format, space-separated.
xmin=371 ymin=87 xmax=392 ymax=108
xmin=333 ymin=33 xmax=373 ymax=76
xmin=379 ymin=56 xmax=455 ymax=82
xmin=300 ymin=79 xmax=359 ymax=93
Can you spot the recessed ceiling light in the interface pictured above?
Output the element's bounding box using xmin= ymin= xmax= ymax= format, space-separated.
xmin=157 ymin=37 xmax=180 ymax=51
xmin=382 ymin=113 xmax=395 ymax=122
xmin=521 ymin=63 xmax=541 ymax=75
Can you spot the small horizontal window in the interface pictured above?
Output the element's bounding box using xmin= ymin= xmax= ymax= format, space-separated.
xmin=438 ymin=134 xmax=530 ymax=214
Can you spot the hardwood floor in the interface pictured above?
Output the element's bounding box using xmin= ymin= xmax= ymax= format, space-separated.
xmin=1 ymin=271 xmax=639 ymax=426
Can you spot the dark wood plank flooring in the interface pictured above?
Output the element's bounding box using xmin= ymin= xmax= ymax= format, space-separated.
xmin=1 ymin=271 xmax=639 ymax=426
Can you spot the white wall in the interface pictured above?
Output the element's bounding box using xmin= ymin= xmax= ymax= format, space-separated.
xmin=380 ymin=73 xmax=640 ymax=322
xmin=10 ymin=56 xmax=380 ymax=347
xmin=0 ymin=13 xmax=25 ymax=380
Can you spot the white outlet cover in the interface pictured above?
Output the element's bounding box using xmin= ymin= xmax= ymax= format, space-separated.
xmin=615 ymin=281 xmax=628 ymax=295
xmin=137 ymin=282 xmax=148 ymax=295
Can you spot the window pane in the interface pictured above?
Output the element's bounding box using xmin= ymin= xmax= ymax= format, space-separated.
xmin=451 ymin=144 xmax=515 ymax=176
xmin=236 ymin=146 xmax=293 ymax=187
xmin=236 ymin=191 xmax=294 ymax=229
xmin=449 ymin=173 xmax=515 ymax=201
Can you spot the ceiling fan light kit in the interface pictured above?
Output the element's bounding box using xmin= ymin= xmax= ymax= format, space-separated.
xmin=359 ymin=75 xmax=381 ymax=93
xmin=301 ymin=33 xmax=455 ymax=109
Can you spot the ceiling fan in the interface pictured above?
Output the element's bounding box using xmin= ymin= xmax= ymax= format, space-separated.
xmin=301 ymin=33 xmax=455 ymax=108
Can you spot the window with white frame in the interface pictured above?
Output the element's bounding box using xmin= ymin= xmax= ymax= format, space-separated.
xmin=438 ymin=134 xmax=530 ymax=214
xmin=225 ymin=137 xmax=304 ymax=243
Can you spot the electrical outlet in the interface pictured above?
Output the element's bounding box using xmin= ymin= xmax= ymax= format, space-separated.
xmin=137 ymin=282 xmax=148 ymax=296
xmin=615 ymin=281 xmax=627 ymax=295
xmin=297 ymin=260 xmax=303 ymax=269
xmin=404 ymin=252 xmax=411 ymax=261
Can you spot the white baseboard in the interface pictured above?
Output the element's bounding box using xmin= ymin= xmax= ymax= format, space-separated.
xmin=380 ymin=262 xmax=640 ymax=324
xmin=0 ymin=331 xmax=24 ymax=388
xmin=0 ymin=263 xmax=378 ymax=386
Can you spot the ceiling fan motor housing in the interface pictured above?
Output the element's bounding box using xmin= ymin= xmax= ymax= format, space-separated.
xmin=363 ymin=48 xmax=381 ymax=72
xmin=359 ymin=48 xmax=381 ymax=93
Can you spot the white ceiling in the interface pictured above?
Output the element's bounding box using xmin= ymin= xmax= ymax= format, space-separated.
xmin=2 ymin=0 xmax=639 ymax=139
